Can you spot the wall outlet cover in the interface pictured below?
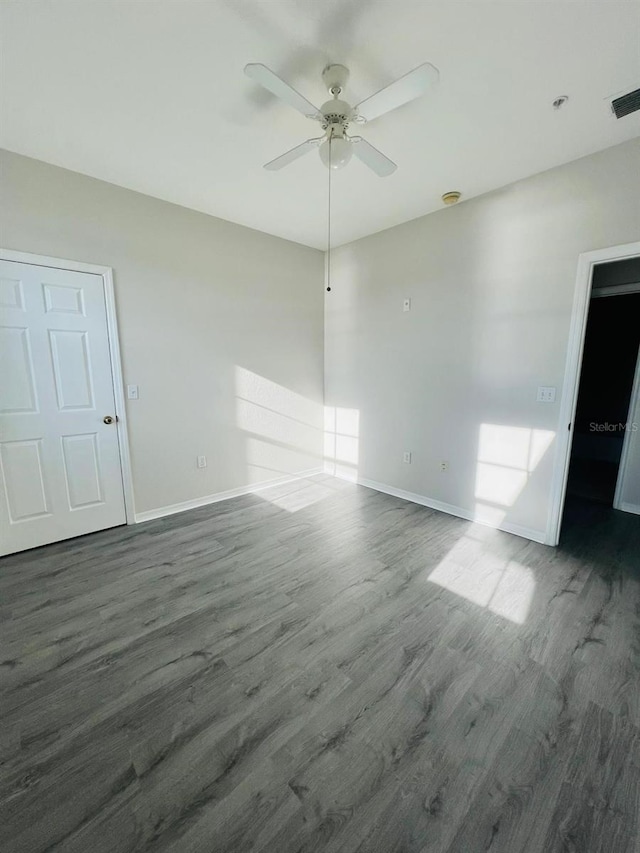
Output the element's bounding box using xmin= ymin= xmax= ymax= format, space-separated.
xmin=537 ymin=386 xmax=556 ymax=403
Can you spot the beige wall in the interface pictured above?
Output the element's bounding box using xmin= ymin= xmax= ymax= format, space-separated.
xmin=1 ymin=150 xmax=325 ymax=516
xmin=3 ymin=140 xmax=639 ymax=537
xmin=325 ymin=139 xmax=640 ymax=542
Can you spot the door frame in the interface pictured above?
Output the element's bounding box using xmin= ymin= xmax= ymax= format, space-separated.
xmin=0 ymin=248 xmax=136 ymax=525
xmin=613 ymin=342 xmax=640 ymax=515
xmin=546 ymin=240 xmax=640 ymax=545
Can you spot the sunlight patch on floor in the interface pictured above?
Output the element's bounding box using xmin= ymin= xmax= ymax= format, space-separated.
xmin=254 ymin=475 xmax=352 ymax=512
xmin=428 ymin=532 xmax=535 ymax=624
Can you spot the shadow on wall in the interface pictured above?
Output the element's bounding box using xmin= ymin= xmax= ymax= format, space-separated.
xmin=234 ymin=364 xmax=558 ymax=622
xmin=474 ymin=423 xmax=556 ymax=527
xmin=235 ymin=366 xmax=360 ymax=511
xmin=371 ymin=422 xmax=555 ymax=625
xmin=324 ymin=406 xmax=360 ymax=482
xmin=428 ymin=422 xmax=555 ymax=622
xmin=235 ymin=366 xmax=555 ymax=539
xmin=235 ymin=365 xmax=323 ymax=478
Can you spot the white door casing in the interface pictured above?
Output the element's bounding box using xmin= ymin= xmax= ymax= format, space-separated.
xmin=613 ymin=342 xmax=640 ymax=515
xmin=0 ymin=257 xmax=130 ymax=555
xmin=547 ymin=241 xmax=640 ymax=545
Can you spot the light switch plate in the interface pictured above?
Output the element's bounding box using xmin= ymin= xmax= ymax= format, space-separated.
xmin=403 ymin=298 xmax=411 ymax=312
xmin=127 ymin=384 xmax=139 ymax=400
xmin=537 ymin=386 xmax=556 ymax=403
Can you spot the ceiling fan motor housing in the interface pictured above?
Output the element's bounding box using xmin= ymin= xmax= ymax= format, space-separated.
xmin=322 ymin=63 xmax=350 ymax=94
xmin=320 ymin=64 xmax=354 ymax=133
xmin=320 ymin=98 xmax=353 ymax=132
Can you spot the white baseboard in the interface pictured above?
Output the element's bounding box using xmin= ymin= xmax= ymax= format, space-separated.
xmin=617 ymin=501 xmax=640 ymax=516
xmin=135 ymin=466 xmax=549 ymax=544
xmin=134 ymin=468 xmax=324 ymax=523
xmin=355 ymin=476 xmax=548 ymax=545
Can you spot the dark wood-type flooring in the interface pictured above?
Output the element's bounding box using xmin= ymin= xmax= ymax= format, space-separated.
xmin=1 ymin=476 xmax=640 ymax=852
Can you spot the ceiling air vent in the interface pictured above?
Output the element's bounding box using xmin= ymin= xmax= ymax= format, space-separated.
xmin=611 ymin=87 xmax=640 ymax=119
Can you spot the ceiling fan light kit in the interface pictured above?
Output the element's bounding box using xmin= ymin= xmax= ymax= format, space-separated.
xmin=244 ymin=60 xmax=439 ymax=176
xmin=319 ymin=134 xmax=353 ymax=170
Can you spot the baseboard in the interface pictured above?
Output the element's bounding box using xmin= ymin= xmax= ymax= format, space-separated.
xmin=617 ymin=501 xmax=640 ymax=516
xmin=135 ymin=467 xmax=549 ymax=543
xmin=134 ymin=468 xmax=324 ymax=523
xmin=355 ymin=476 xmax=548 ymax=545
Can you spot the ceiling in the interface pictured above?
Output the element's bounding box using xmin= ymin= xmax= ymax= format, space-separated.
xmin=1 ymin=1 xmax=639 ymax=250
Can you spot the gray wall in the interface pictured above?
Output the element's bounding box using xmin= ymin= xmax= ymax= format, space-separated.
xmin=325 ymin=139 xmax=640 ymax=541
xmin=3 ymin=139 xmax=639 ymax=536
xmin=1 ymin=150 xmax=325 ymax=516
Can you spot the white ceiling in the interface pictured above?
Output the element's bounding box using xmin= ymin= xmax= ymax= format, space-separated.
xmin=1 ymin=1 xmax=639 ymax=249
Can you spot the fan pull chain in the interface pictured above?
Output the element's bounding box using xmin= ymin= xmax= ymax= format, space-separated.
xmin=326 ymin=132 xmax=332 ymax=292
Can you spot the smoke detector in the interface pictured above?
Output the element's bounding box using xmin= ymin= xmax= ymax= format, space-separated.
xmin=442 ymin=191 xmax=461 ymax=205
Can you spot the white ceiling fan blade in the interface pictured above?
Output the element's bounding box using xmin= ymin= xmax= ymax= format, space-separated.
xmin=350 ymin=137 xmax=397 ymax=177
xmin=244 ymin=63 xmax=320 ymax=118
xmin=264 ymin=137 xmax=322 ymax=171
xmin=355 ymin=62 xmax=439 ymax=122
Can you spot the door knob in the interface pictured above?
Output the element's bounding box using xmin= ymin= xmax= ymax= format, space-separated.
xmin=103 ymin=416 xmax=115 ymax=425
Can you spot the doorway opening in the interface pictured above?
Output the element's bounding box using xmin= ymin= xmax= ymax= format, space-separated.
xmin=561 ymin=256 xmax=640 ymax=533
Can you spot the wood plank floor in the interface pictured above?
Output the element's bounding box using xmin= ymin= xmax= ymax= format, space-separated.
xmin=1 ymin=475 xmax=639 ymax=853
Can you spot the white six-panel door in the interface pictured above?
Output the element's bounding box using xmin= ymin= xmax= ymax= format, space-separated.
xmin=0 ymin=260 xmax=126 ymax=555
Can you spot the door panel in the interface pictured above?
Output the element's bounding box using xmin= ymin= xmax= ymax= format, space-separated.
xmin=49 ymin=330 xmax=95 ymax=410
xmin=42 ymin=282 xmax=85 ymax=315
xmin=0 ymin=259 xmax=126 ymax=555
xmin=61 ymin=433 xmax=104 ymax=509
xmin=0 ymin=276 xmax=25 ymax=310
xmin=0 ymin=439 xmax=50 ymax=521
xmin=0 ymin=326 xmax=38 ymax=413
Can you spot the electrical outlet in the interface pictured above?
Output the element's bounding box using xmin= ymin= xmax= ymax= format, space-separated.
xmin=403 ymin=298 xmax=411 ymax=312
xmin=440 ymin=460 xmax=449 ymax=472
xmin=537 ymin=386 xmax=556 ymax=403
xmin=403 ymin=451 xmax=412 ymax=464
xmin=197 ymin=455 xmax=207 ymax=469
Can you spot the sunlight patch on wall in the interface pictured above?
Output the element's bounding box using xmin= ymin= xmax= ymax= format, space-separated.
xmin=235 ymin=367 xmax=322 ymax=455
xmin=324 ymin=406 xmax=360 ymax=482
xmin=234 ymin=367 xmax=338 ymax=512
xmin=244 ymin=437 xmax=319 ymax=484
xmin=474 ymin=423 xmax=555 ymax=525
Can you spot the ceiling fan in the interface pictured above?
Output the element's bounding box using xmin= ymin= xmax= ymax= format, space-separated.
xmin=244 ymin=61 xmax=439 ymax=177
